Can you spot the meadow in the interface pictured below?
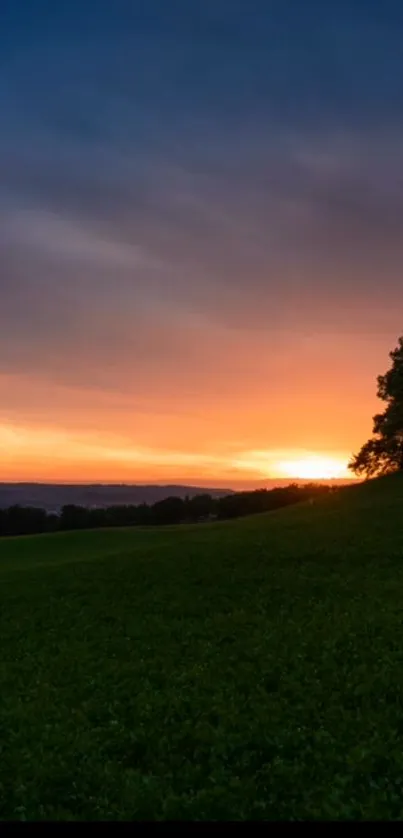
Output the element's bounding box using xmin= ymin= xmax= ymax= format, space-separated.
xmin=2 ymin=474 xmax=403 ymax=820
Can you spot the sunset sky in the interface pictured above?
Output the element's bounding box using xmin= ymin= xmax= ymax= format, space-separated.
xmin=2 ymin=0 xmax=403 ymax=486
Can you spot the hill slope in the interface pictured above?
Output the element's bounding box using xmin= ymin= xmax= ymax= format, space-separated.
xmin=1 ymin=476 xmax=403 ymax=820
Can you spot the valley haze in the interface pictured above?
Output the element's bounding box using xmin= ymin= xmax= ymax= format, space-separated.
xmin=0 ymin=480 xmax=353 ymax=512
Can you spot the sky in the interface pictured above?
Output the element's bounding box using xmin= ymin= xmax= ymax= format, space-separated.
xmin=2 ymin=0 xmax=403 ymax=486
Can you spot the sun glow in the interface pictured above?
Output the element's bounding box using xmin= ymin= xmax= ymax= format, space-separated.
xmin=0 ymin=421 xmax=355 ymax=484
xmin=277 ymin=455 xmax=350 ymax=480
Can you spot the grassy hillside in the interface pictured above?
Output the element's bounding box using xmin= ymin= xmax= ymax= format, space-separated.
xmin=2 ymin=475 xmax=403 ymax=820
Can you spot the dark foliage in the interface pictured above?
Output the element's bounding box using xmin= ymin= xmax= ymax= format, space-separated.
xmin=350 ymin=335 xmax=403 ymax=478
xmin=0 ymin=484 xmax=334 ymax=539
xmin=0 ymin=505 xmax=50 ymax=537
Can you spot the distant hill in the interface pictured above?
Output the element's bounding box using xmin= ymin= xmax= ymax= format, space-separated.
xmin=0 ymin=483 xmax=233 ymax=512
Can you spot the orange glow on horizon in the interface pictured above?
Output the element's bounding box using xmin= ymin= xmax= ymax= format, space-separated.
xmin=0 ymin=325 xmax=387 ymax=487
xmin=0 ymin=419 xmax=357 ymax=486
xmin=276 ymin=455 xmax=351 ymax=480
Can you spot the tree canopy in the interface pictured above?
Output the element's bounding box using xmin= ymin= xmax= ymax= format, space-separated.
xmin=349 ymin=335 xmax=403 ymax=478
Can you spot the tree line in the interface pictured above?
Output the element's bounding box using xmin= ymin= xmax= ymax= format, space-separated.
xmin=0 ymin=483 xmax=335 ymax=538
xmin=349 ymin=333 xmax=403 ymax=478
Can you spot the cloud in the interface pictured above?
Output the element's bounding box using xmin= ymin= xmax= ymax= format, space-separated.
xmin=1 ymin=0 xmax=403 ymax=481
xmin=1 ymin=209 xmax=151 ymax=270
xmin=0 ymin=418 xmax=351 ymax=484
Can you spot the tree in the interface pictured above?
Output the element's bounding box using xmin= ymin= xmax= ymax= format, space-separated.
xmin=186 ymin=494 xmax=216 ymax=521
xmin=59 ymin=504 xmax=91 ymax=530
xmin=349 ymin=335 xmax=403 ymax=478
xmin=151 ymin=497 xmax=185 ymax=525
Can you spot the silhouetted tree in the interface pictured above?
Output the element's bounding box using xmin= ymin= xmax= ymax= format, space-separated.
xmin=0 ymin=484 xmax=334 ymax=539
xmin=151 ymin=496 xmax=185 ymax=525
xmin=0 ymin=505 xmax=49 ymax=536
xmin=186 ymin=494 xmax=217 ymax=521
xmin=60 ymin=504 xmax=90 ymax=530
xmin=349 ymin=334 xmax=403 ymax=478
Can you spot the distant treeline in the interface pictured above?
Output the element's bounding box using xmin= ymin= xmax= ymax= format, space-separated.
xmin=0 ymin=484 xmax=336 ymax=538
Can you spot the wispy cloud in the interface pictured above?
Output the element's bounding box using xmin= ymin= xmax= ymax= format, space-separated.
xmin=1 ymin=1 xmax=403 ymax=480
xmin=0 ymin=420 xmax=351 ymax=482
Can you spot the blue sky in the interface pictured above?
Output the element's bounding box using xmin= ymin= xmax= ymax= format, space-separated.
xmin=2 ymin=0 xmax=403 ymax=482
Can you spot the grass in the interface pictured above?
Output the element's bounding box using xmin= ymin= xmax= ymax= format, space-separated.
xmin=2 ymin=474 xmax=403 ymax=819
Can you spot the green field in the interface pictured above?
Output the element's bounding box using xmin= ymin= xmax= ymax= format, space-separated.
xmin=2 ymin=475 xmax=403 ymax=820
